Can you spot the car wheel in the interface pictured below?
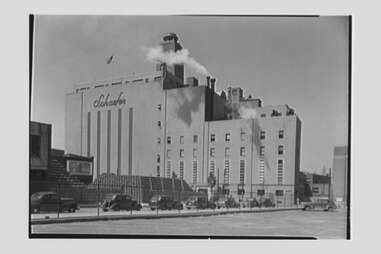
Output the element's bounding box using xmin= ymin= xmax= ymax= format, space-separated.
xmin=113 ymin=205 xmax=120 ymax=211
xmin=32 ymin=207 xmax=40 ymax=214
xmin=68 ymin=207 xmax=75 ymax=213
xmin=150 ymin=207 xmax=155 ymax=211
xmin=327 ymin=207 xmax=333 ymax=212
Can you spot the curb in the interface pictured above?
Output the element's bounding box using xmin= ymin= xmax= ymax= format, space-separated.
xmin=31 ymin=207 xmax=302 ymax=225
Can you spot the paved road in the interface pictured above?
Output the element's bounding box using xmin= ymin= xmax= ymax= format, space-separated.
xmin=32 ymin=208 xmax=347 ymax=239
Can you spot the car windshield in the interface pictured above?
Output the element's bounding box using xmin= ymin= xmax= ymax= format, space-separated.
xmin=31 ymin=192 xmax=46 ymax=201
xmin=105 ymin=194 xmax=116 ymax=200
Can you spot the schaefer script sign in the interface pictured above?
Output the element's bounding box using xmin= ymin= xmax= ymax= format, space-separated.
xmin=93 ymin=92 xmax=126 ymax=108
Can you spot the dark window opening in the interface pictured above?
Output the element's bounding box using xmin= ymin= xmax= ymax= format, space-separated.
xmin=30 ymin=135 xmax=41 ymax=157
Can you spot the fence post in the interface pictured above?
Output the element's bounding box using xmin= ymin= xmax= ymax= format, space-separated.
xmin=156 ymin=191 xmax=159 ymax=216
xmin=56 ymin=183 xmax=60 ymax=219
xmin=97 ymin=182 xmax=100 ymax=216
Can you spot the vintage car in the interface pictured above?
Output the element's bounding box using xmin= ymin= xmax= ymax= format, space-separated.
xmin=241 ymin=198 xmax=260 ymax=208
xmin=225 ymin=197 xmax=240 ymax=208
xmin=31 ymin=191 xmax=79 ymax=213
xmin=149 ymin=195 xmax=183 ymax=210
xmin=258 ymin=198 xmax=276 ymax=208
xmin=184 ymin=196 xmax=198 ymax=210
xmin=215 ymin=197 xmax=227 ymax=209
xmin=303 ymin=199 xmax=337 ymax=211
xmin=195 ymin=197 xmax=217 ymax=210
xmin=101 ymin=194 xmax=142 ymax=211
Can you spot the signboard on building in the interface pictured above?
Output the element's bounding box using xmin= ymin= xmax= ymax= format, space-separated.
xmin=67 ymin=160 xmax=93 ymax=176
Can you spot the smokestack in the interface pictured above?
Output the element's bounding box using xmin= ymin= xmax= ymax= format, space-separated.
xmin=210 ymin=78 xmax=216 ymax=92
xmin=206 ymin=76 xmax=211 ymax=88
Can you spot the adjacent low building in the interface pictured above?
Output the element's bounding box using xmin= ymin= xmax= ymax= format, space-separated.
xmin=65 ymin=33 xmax=302 ymax=204
xmin=332 ymin=146 xmax=348 ymax=206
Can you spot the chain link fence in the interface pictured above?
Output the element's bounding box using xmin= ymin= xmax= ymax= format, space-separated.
xmin=30 ymin=179 xmax=298 ymax=219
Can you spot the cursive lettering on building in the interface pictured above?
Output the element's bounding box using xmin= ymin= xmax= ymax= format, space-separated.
xmin=93 ymin=92 xmax=126 ymax=108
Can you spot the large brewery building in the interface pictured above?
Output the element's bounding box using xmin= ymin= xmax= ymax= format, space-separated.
xmin=65 ymin=33 xmax=302 ymax=203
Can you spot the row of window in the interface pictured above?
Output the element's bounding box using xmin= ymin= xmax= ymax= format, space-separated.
xmin=158 ymin=158 xmax=284 ymax=185
xmin=157 ymin=145 xmax=284 ymax=161
xmin=160 ymin=130 xmax=285 ymax=145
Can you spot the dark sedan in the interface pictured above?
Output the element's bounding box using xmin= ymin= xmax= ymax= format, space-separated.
xmin=101 ymin=194 xmax=142 ymax=211
xmin=31 ymin=191 xmax=79 ymax=213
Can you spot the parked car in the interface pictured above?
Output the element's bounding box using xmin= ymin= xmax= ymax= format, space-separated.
xmin=149 ymin=195 xmax=183 ymax=210
xmin=241 ymin=198 xmax=260 ymax=208
xmin=31 ymin=191 xmax=79 ymax=213
xmin=259 ymin=198 xmax=275 ymax=208
xmin=101 ymin=194 xmax=142 ymax=211
xmin=303 ymin=199 xmax=337 ymax=211
xmin=225 ymin=197 xmax=240 ymax=208
xmin=195 ymin=197 xmax=216 ymax=210
xmin=215 ymin=197 xmax=227 ymax=209
xmin=184 ymin=196 xmax=198 ymax=210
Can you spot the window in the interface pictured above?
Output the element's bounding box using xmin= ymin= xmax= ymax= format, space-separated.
xmin=210 ymin=147 xmax=215 ymax=157
xmin=179 ymin=161 xmax=184 ymax=180
xmin=260 ymin=113 xmax=266 ymax=118
xmin=180 ymin=149 xmax=184 ymax=158
xmin=260 ymin=146 xmax=265 ymax=156
xmin=167 ymin=149 xmax=171 ymax=158
xmin=312 ymin=187 xmax=319 ymax=194
xmin=240 ymin=147 xmax=245 ymax=157
xmin=279 ymin=130 xmax=284 ymax=139
xmin=193 ymin=148 xmax=198 ymax=158
xmin=210 ymin=134 xmax=215 ymax=142
xmin=157 ymin=121 xmax=161 ymax=127
xmin=239 ymin=160 xmax=245 ymax=184
xmin=193 ymin=135 xmax=198 ymax=143
xmin=167 ymin=160 xmax=172 ymax=178
xmin=240 ymin=130 xmax=245 ymax=141
xmin=209 ymin=160 xmax=215 ymax=177
xmin=192 ymin=160 xmax=198 ymax=184
xmin=225 ymin=147 xmax=230 ymax=157
xmin=225 ymin=133 xmax=230 ymax=142
xmin=145 ymin=78 xmax=149 ymax=83
xmin=224 ymin=160 xmax=230 ymax=184
xmin=275 ymin=190 xmax=284 ymax=196
xmin=259 ymin=159 xmax=265 ymax=184
xmin=278 ymin=145 xmax=284 ymax=155
xmin=156 ymin=166 xmax=160 ymax=177
xmin=180 ymin=136 xmax=184 ymax=144
xmin=30 ymin=135 xmax=41 ymax=157
xmin=167 ymin=136 xmax=171 ymax=144
xmin=157 ymin=154 xmax=160 ymax=163
xmin=157 ymin=137 xmax=161 ymax=144
xmin=260 ymin=131 xmax=265 ymax=140
xmin=277 ymin=159 xmax=284 ymax=185
xmin=158 ymin=104 xmax=162 ymax=111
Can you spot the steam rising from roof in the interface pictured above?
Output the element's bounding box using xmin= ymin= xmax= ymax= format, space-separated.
xmin=238 ymin=106 xmax=258 ymax=119
xmin=143 ymin=45 xmax=210 ymax=76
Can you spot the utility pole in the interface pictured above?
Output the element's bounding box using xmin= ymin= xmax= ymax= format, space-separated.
xmin=328 ymin=168 xmax=332 ymax=201
xmin=217 ymin=168 xmax=220 ymax=196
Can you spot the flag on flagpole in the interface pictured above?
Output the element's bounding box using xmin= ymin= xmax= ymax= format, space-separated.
xmin=106 ymin=54 xmax=114 ymax=64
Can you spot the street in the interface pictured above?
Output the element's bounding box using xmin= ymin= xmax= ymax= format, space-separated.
xmin=32 ymin=208 xmax=347 ymax=239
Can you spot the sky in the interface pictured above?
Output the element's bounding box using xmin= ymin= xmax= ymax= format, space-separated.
xmin=32 ymin=15 xmax=349 ymax=174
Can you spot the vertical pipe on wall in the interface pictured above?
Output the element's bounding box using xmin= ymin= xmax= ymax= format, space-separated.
xmin=96 ymin=110 xmax=101 ymax=178
xmin=87 ymin=112 xmax=91 ymax=157
xmin=117 ymin=108 xmax=122 ymax=176
xmin=128 ymin=107 xmax=133 ymax=176
xmin=107 ymin=110 xmax=111 ymax=174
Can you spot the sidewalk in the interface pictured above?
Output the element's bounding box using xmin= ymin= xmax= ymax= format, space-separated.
xmin=31 ymin=207 xmax=302 ymax=225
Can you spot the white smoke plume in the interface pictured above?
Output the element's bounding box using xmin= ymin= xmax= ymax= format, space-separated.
xmin=238 ymin=106 xmax=258 ymax=119
xmin=143 ymin=46 xmax=210 ymax=76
